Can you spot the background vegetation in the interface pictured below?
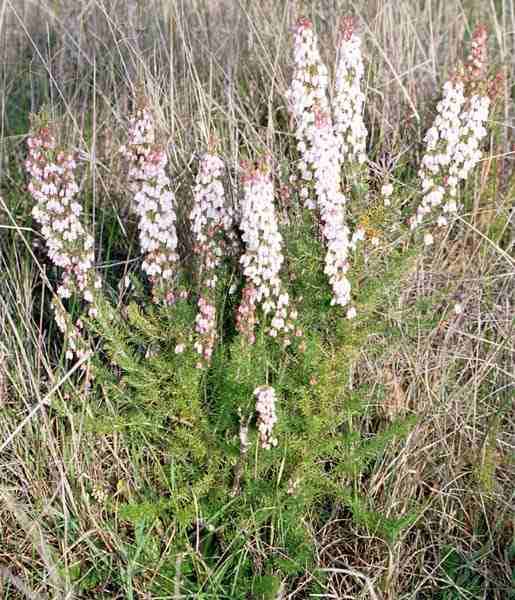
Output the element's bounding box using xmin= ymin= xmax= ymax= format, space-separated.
xmin=0 ymin=0 xmax=513 ymax=598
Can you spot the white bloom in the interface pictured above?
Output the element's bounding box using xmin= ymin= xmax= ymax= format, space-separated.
xmin=307 ymin=109 xmax=352 ymax=307
xmin=381 ymin=183 xmax=393 ymax=197
xmin=190 ymin=152 xmax=235 ymax=364
xmin=254 ymin=386 xmax=278 ymax=450
xmin=26 ymin=126 xmax=100 ymax=359
xmin=237 ymin=160 xmax=296 ymax=342
xmin=415 ymin=81 xmax=490 ymax=229
xmin=286 ymin=18 xmax=331 ymax=208
xmin=122 ymin=106 xmax=179 ymax=304
xmin=334 ymin=19 xmax=368 ymax=165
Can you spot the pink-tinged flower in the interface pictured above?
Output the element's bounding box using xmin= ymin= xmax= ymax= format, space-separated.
xmin=190 ymin=151 xmax=235 ymax=366
xmin=307 ymin=107 xmax=353 ymax=308
xmin=334 ymin=16 xmax=368 ymax=166
xmin=236 ymin=158 xmax=296 ymax=343
xmin=286 ymin=19 xmax=369 ymax=312
xmin=121 ymin=104 xmax=179 ymax=304
xmin=466 ymin=24 xmax=488 ymax=84
xmin=424 ymin=233 xmax=434 ymax=246
xmin=413 ymin=25 xmax=494 ymax=234
xmin=286 ymin=17 xmax=330 ymax=209
xmin=254 ymin=386 xmax=278 ymax=449
xmin=381 ymin=183 xmax=393 ymax=198
xmin=454 ymin=302 xmax=463 ymax=315
xmin=26 ymin=123 xmax=100 ymax=360
xmin=414 ymin=80 xmax=490 ymax=230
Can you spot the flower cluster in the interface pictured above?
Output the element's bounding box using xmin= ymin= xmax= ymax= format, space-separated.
xmin=333 ymin=16 xmax=368 ymax=166
xmin=463 ymin=24 xmax=504 ymax=104
xmin=26 ymin=127 xmax=100 ymax=305
xmin=413 ymin=89 xmax=490 ymax=232
xmin=121 ymin=105 xmax=179 ymax=304
xmin=25 ymin=124 xmax=100 ymax=359
xmin=286 ymin=17 xmax=330 ymax=209
xmin=190 ymin=151 xmax=233 ymax=365
xmin=448 ymin=93 xmax=489 ymax=190
xmin=412 ymin=80 xmax=467 ymax=229
xmin=286 ymin=17 xmax=361 ymax=312
xmin=465 ymin=24 xmax=488 ymax=88
xmin=307 ymin=109 xmax=353 ymax=309
xmin=236 ymin=159 xmax=297 ymax=343
xmin=235 ymin=284 xmax=258 ymax=343
xmin=191 ymin=153 xmax=233 ymax=250
xmin=254 ymin=386 xmax=278 ymax=450
xmin=52 ymin=301 xmax=90 ymax=361
xmin=413 ymin=25 xmax=494 ymax=236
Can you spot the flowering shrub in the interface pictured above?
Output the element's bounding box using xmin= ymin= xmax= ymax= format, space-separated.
xmin=26 ymin=126 xmax=99 ymax=305
xmin=25 ymin=122 xmax=100 ymax=359
xmin=9 ymin=14 xmax=504 ymax=599
xmin=413 ymin=80 xmax=467 ymax=231
xmin=465 ymin=24 xmax=488 ymax=91
xmin=236 ymin=158 xmax=297 ymax=343
xmin=286 ymin=17 xmax=371 ymax=312
xmin=121 ymin=104 xmax=180 ymax=304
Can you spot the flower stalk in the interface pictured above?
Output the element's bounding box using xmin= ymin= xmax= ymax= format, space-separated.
xmin=190 ymin=150 xmax=234 ymax=366
xmin=121 ymin=103 xmax=180 ymax=304
xmin=25 ymin=121 xmax=100 ymax=359
xmin=237 ymin=158 xmax=296 ymax=344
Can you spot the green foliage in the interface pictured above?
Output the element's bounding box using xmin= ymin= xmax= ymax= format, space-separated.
xmin=71 ymin=198 xmax=423 ymax=595
xmin=436 ymin=547 xmax=485 ymax=599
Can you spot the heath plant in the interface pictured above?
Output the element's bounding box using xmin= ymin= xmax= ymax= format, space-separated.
xmin=287 ymin=17 xmax=371 ymax=314
xmin=2 ymin=6 xmax=511 ymax=599
xmin=333 ymin=16 xmax=368 ymax=173
xmin=287 ymin=17 xmax=331 ymax=210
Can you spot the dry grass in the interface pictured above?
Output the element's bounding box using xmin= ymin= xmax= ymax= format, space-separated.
xmin=0 ymin=0 xmax=513 ymax=598
xmin=313 ymin=229 xmax=514 ymax=598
